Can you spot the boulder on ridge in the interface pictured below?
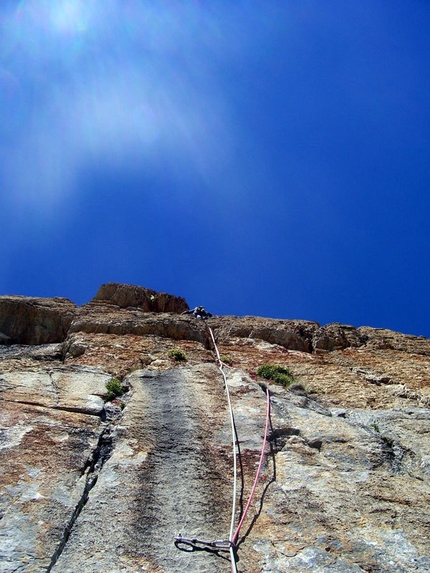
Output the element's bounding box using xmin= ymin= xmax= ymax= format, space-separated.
xmin=91 ymin=282 xmax=189 ymax=313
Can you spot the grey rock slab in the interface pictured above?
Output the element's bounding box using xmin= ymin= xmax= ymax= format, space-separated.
xmin=248 ymin=384 xmax=430 ymax=572
xmin=0 ymin=366 xmax=111 ymax=414
xmin=345 ymin=408 xmax=430 ymax=478
xmin=50 ymin=365 xmax=271 ymax=573
xmin=0 ymin=401 xmax=104 ymax=572
xmin=2 ymin=359 xmax=429 ymax=572
xmin=50 ymin=367 xmax=230 ymax=572
xmin=0 ymin=342 xmax=63 ymax=362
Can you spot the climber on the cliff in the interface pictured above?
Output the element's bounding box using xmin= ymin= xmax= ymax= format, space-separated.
xmin=182 ymin=306 xmax=213 ymax=320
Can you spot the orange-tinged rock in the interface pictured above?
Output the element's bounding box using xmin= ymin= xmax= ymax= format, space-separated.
xmin=0 ymin=296 xmax=77 ymax=345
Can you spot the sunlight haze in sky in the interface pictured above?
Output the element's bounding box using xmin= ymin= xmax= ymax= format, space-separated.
xmin=1 ymin=1 xmax=429 ymax=337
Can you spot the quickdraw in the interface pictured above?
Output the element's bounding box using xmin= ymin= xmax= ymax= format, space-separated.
xmin=175 ymin=311 xmax=271 ymax=573
xmin=174 ymin=535 xmax=233 ymax=553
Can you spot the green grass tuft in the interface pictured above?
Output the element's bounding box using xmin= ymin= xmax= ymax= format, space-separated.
xmin=105 ymin=378 xmax=125 ymax=401
xmin=168 ymin=348 xmax=187 ymax=362
xmin=256 ymin=364 xmax=296 ymax=388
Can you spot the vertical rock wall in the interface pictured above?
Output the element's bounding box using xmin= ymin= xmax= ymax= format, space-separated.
xmin=1 ymin=285 xmax=429 ymax=572
xmin=50 ymin=366 xmax=240 ymax=572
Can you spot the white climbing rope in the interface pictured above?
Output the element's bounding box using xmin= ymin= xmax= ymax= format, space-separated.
xmin=176 ymin=321 xmax=271 ymax=573
xmin=207 ymin=325 xmax=238 ymax=573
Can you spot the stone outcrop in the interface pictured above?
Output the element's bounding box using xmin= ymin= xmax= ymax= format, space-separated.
xmin=69 ymin=305 xmax=208 ymax=347
xmin=206 ymin=316 xmax=430 ymax=356
xmin=209 ymin=316 xmax=319 ymax=352
xmin=1 ymin=284 xmax=429 ymax=572
xmin=312 ymin=322 xmax=368 ymax=351
xmin=92 ymin=282 xmax=189 ymax=313
xmin=0 ymin=348 xmax=113 ymax=572
xmin=252 ymin=387 xmax=430 ymax=572
xmin=0 ymin=296 xmax=77 ymax=345
xmin=0 ymin=365 xmax=111 ymax=415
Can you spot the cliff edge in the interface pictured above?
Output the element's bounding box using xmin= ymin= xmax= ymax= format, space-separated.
xmin=1 ymin=283 xmax=429 ymax=572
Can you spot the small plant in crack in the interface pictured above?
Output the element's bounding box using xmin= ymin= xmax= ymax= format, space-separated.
xmin=111 ymin=397 xmax=127 ymax=410
xmin=105 ymin=378 xmax=125 ymax=401
xmin=257 ymin=364 xmax=296 ymax=388
xmin=221 ymin=355 xmax=232 ymax=365
xmin=305 ymin=385 xmax=325 ymax=395
xmin=370 ymin=423 xmax=380 ymax=433
xmin=168 ymin=348 xmax=187 ymax=362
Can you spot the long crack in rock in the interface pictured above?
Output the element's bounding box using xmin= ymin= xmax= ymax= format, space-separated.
xmin=0 ymin=403 xmax=105 ymax=573
xmin=1 ymin=287 xmax=430 ymax=573
xmin=46 ymin=427 xmax=115 ymax=572
xmin=50 ymin=366 xmax=240 ymax=573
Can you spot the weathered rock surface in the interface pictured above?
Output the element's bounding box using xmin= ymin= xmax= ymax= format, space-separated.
xmin=92 ymin=282 xmax=189 ymax=313
xmin=252 ymin=387 xmax=430 ymax=572
xmin=0 ymin=296 xmax=77 ymax=345
xmin=0 ymin=364 xmax=111 ymax=415
xmin=69 ymin=305 xmax=208 ymax=347
xmin=0 ymin=401 xmax=106 ymax=572
xmin=49 ymin=366 xmax=241 ymax=573
xmin=1 ymin=284 xmax=429 ymax=572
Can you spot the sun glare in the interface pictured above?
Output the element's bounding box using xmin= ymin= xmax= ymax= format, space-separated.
xmin=2 ymin=0 xmax=236 ymax=218
xmin=48 ymin=0 xmax=91 ymax=35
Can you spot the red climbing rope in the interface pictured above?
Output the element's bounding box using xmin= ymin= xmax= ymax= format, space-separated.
xmin=206 ymin=325 xmax=271 ymax=571
xmin=176 ymin=323 xmax=271 ymax=572
xmin=232 ymin=384 xmax=270 ymax=545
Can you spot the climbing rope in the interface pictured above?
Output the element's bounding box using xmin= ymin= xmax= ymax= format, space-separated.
xmin=232 ymin=383 xmax=270 ymax=546
xmin=207 ymin=325 xmax=271 ymax=571
xmin=207 ymin=325 xmax=239 ymax=573
xmin=175 ymin=318 xmax=271 ymax=573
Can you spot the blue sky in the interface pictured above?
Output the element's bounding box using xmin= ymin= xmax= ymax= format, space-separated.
xmin=1 ymin=1 xmax=429 ymax=337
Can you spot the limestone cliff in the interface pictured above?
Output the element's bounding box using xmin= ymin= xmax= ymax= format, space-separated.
xmin=0 ymin=283 xmax=429 ymax=572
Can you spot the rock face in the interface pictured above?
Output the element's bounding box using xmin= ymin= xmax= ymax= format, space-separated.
xmin=0 ymin=284 xmax=429 ymax=572
xmin=0 ymin=296 xmax=77 ymax=345
xmin=92 ymin=282 xmax=189 ymax=313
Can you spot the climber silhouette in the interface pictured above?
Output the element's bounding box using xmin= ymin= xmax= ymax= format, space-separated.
xmin=182 ymin=306 xmax=213 ymax=320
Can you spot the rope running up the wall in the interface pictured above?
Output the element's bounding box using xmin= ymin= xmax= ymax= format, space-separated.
xmin=206 ymin=325 xmax=239 ymax=572
xmin=175 ymin=323 xmax=271 ymax=573
xmin=206 ymin=325 xmax=271 ymax=573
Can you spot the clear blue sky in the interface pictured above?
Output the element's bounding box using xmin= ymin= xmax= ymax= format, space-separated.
xmin=1 ymin=1 xmax=429 ymax=337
